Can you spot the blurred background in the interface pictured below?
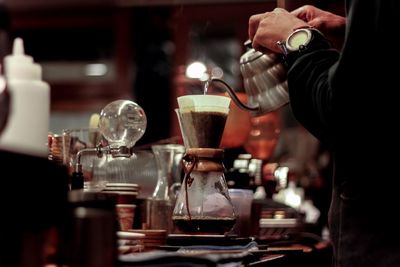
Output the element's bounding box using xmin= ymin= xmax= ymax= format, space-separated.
xmin=0 ymin=0 xmax=343 ymax=142
xmin=0 ymin=0 xmax=343 ymax=232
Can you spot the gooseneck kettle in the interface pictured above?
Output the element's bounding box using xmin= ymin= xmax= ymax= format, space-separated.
xmin=208 ymin=40 xmax=288 ymax=116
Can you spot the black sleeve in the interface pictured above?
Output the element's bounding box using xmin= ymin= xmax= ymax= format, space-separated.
xmin=287 ymin=47 xmax=340 ymax=146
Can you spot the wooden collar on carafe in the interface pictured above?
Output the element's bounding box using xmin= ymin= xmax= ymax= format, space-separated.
xmin=182 ymin=148 xmax=224 ymax=172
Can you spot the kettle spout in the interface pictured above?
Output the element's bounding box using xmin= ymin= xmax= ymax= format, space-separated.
xmin=207 ymin=77 xmax=260 ymax=113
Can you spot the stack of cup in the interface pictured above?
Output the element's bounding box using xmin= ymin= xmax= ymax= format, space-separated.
xmin=117 ymin=231 xmax=145 ymax=254
xmin=102 ymin=183 xmax=140 ymax=205
xmin=48 ymin=133 xmax=64 ymax=164
xmin=116 ymin=204 xmax=137 ymax=231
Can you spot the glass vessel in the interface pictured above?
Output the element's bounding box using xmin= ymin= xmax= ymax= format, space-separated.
xmin=98 ymin=99 xmax=147 ymax=149
xmin=97 ymin=100 xmax=147 ymax=186
xmin=147 ymin=144 xmax=185 ymax=232
xmin=151 ymin=144 xmax=185 ymax=201
xmin=173 ymin=148 xmax=236 ymax=234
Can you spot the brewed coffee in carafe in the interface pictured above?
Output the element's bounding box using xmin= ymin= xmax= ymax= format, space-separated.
xmin=173 ymin=95 xmax=236 ymax=234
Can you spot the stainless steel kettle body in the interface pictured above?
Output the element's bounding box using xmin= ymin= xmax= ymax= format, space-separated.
xmin=209 ymin=44 xmax=288 ymax=116
xmin=240 ymin=48 xmax=288 ymax=114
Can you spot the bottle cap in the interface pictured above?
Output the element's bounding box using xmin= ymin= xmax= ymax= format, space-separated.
xmin=4 ymin=37 xmax=42 ymax=80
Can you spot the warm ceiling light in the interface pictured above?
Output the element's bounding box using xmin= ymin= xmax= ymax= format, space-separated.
xmin=185 ymin=61 xmax=207 ymax=79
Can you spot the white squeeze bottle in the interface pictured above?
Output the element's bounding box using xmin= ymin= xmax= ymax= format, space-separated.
xmin=0 ymin=37 xmax=50 ymax=157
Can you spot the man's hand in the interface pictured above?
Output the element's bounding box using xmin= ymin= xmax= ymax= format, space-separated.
xmin=248 ymin=8 xmax=309 ymax=53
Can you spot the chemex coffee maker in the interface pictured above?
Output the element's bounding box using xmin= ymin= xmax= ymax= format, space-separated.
xmin=173 ymin=95 xmax=236 ymax=234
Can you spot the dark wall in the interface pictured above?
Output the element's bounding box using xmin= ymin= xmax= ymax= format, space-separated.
xmin=132 ymin=7 xmax=174 ymax=146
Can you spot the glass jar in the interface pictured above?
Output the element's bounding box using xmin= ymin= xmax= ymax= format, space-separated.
xmin=172 ymin=148 xmax=236 ymax=234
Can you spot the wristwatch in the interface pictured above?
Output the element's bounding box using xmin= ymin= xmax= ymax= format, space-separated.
xmin=286 ymin=28 xmax=314 ymax=52
xmin=276 ymin=28 xmax=330 ymax=65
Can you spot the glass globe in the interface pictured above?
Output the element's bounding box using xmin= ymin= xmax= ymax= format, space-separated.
xmin=98 ymin=100 xmax=147 ymax=148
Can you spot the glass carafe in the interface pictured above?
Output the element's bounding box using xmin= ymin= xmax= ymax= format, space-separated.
xmin=172 ymin=148 xmax=235 ymax=234
xmin=147 ymin=144 xmax=185 ymax=232
xmin=151 ymin=144 xmax=185 ymax=201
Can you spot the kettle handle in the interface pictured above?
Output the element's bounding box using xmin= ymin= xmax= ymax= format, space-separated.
xmin=208 ymin=77 xmax=260 ymax=112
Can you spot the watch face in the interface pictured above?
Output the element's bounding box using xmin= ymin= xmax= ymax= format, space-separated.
xmin=287 ymin=29 xmax=312 ymax=51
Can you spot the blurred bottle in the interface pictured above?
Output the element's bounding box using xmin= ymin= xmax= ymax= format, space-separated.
xmin=0 ymin=37 xmax=50 ymax=157
xmin=244 ymin=111 xmax=280 ymax=161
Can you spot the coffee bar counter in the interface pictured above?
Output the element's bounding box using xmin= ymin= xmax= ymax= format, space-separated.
xmin=63 ymin=189 xmax=332 ymax=267
xmin=1 ymin=149 xmax=331 ymax=267
xmin=112 ymin=196 xmax=331 ymax=267
xmin=116 ymin=232 xmax=332 ymax=267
